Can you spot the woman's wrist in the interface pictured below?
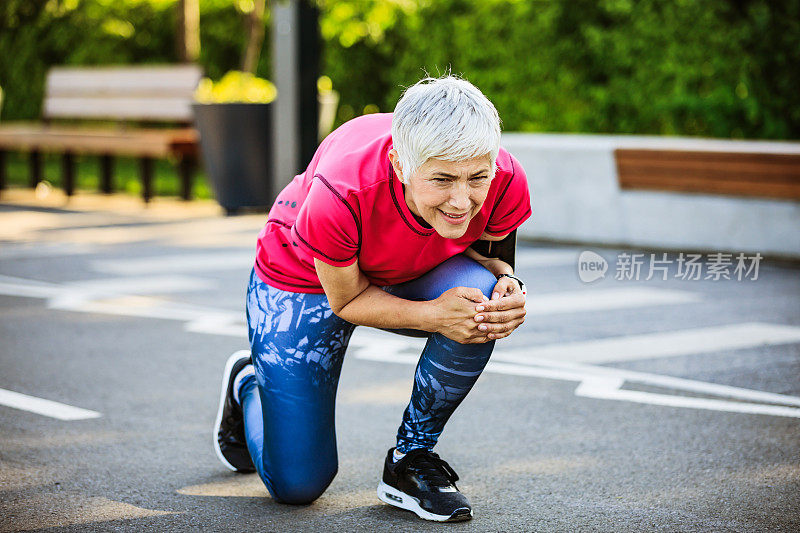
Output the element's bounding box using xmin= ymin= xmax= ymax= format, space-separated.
xmin=414 ymin=299 xmax=439 ymax=333
xmin=497 ymin=273 xmax=526 ymax=295
xmin=483 ymin=258 xmax=513 ymax=278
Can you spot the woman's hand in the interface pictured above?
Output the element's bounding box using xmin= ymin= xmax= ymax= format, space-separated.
xmin=430 ymin=287 xmax=492 ymax=344
xmin=489 ymin=275 xmax=523 ymax=300
xmin=473 ymin=278 xmax=526 ymax=340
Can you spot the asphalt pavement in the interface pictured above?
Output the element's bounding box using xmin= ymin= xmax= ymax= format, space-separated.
xmin=1 ymin=190 xmax=798 ymax=532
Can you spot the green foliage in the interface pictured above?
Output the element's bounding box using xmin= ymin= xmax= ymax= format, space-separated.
xmin=0 ymin=0 xmax=268 ymax=121
xmin=0 ymin=0 xmax=797 ymax=140
xmin=322 ymin=0 xmax=800 ymax=139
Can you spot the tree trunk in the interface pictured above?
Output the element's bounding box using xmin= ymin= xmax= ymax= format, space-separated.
xmin=242 ymin=0 xmax=267 ymax=73
xmin=176 ymin=0 xmax=200 ymax=63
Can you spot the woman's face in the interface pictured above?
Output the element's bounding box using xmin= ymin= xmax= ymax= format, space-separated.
xmin=390 ymin=151 xmax=493 ymax=239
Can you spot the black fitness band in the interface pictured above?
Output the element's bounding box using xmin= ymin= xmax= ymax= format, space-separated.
xmin=470 ymin=229 xmax=517 ymax=270
xmin=496 ymin=273 xmax=526 ymax=295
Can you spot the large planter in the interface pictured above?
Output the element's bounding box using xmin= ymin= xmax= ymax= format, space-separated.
xmin=192 ymin=103 xmax=274 ymax=215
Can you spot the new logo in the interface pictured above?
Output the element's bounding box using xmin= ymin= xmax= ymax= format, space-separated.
xmin=578 ymin=251 xmax=608 ymax=283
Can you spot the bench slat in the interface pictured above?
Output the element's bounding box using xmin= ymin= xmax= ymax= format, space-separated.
xmin=0 ymin=124 xmax=197 ymax=158
xmin=615 ymin=149 xmax=800 ymax=200
xmin=44 ymin=97 xmax=197 ymax=122
xmin=44 ymin=65 xmax=202 ymax=122
xmin=618 ymin=161 xmax=799 ymax=183
xmin=46 ymin=65 xmax=202 ymax=93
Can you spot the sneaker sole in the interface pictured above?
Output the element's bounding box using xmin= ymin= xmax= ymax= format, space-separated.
xmin=377 ymin=480 xmax=472 ymax=522
xmin=213 ymin=349 xmax=252 ymax=472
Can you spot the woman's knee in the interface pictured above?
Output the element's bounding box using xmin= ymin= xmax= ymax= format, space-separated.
xmin=269 ymin=466 xmax=337 ymax=505
xmin=475 ymin=266 xmax=500 ymax=299
xmin=442 ymin=255 xmax=497 ymax=299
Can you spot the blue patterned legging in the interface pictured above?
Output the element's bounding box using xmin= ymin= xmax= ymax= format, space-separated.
xmin=242 ymin=254 xmax=497 ymax=504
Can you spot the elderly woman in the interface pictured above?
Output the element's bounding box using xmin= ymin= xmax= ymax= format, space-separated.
xmin=213 ymin=76 xmax=530 ymax=522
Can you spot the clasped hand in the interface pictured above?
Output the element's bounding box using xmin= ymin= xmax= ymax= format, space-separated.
xmin=431 ymin=278 xmax=527 ymax=344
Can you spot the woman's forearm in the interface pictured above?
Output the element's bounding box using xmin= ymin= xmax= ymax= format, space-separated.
xmin=336 ymin=284 xmax=437 ymax=332
xmin=463 ymin=247 xmax=513 ymax=277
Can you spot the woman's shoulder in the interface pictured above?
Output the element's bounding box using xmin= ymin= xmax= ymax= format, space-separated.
xmin=313 ymin=113 xmax=395 ymax=194
xmin=494 ymin=147 xmax=528 ymax=189
xmin=323 ymin=113 xmax=393 ymax=149
xmin=495 ymin=147 xmax=522 ymax=178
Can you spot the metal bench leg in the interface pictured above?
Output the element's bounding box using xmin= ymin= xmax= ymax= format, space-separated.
xmin=178 ymin=155 xmax=195 ymax=201
xmin=140 ymin=157 xmax=154 ymax=202
xmin=62 ymin=151 xmax=75 ymax=197
xmin=100 ymin=155 xmax=114 ymax=194
xmin=30 ymin=150 xmax=42 ymax=188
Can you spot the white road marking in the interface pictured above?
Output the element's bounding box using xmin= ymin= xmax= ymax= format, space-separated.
xmin=574 ymin=377 xmax=800 ymax=419
xmin=0 ymin=388 xmax=101 ymax=420
xmin=0 ymin=275 xmax=58 ymax=298
xmin=0 ymin=274 xmax=211 ymax=299
xmin=525 ymin=287 xmax=701 ymax=316
xmin=351 ymin=331 xmax=800 ymax=407
xmin=70 ymin=296 xmax=241 ymax=325
xmin=0 ymin=242 xmax=98 ymax=260
xmin=2 ymin=274 xmax=798 ymax=418
xmin=349 ymin=331 xmax=800 ymax=418
xmin=184 ymin=314 xmax=247 ymax=337
xmin=349 ymin=331 xmax=426 ymax=354
xmin=50 ymin=276 xmax=214 ymax=310
xmin=62 ymin=276 xmax=212 ymax=294
xmin=0 ymin=277 xmax=698 ymax=338
xmin=0 ymin=274 xmax=241 ymax=335
xmin=491 ymin=322 xmax=800 ymax=364
xmin=528 ymin=356 xmax=800 ymax=407
xmin=91 ymin=252 xmax=255 ymax=275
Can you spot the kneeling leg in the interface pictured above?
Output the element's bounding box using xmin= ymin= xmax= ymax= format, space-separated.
xmin=243 ymin=274 xmax=356 ymax=504
xmin=383 ymin=255 xmax=499 ymax=452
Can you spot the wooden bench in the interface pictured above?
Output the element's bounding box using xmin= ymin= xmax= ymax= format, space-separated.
xmin=615 ymin=149 xmax=800 ymax=200
xmin=0 ymin=65 xmax=203 ymax=202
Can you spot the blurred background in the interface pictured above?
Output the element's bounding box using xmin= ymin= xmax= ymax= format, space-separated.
xmin=2 ymin=0 xmax=798 ymax=137
xmin=2 ymin=0 xmax=798 ymax=254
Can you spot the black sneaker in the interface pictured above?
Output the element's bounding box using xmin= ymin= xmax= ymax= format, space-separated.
xmin=377 ymin=447 xmax=473 ymax=522
xmin=213 ymin=350 xmax=256 ymax=473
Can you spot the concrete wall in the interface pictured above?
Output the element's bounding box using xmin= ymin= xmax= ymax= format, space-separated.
xmin=502 ymin=133 xmax=800 ymax=259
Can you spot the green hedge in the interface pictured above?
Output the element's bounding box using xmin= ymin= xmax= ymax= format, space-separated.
xmin=323 ymin=0 xmax=800 ymax=139
xmin=1 ymin=0 xmax=798 ymax=140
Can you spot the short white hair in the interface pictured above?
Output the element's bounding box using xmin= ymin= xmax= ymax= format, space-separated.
xmin=391 ymin=75 xmax=501 ymax=182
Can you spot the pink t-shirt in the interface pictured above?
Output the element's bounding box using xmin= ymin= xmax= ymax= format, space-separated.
xmin=254 ymin=113 xmax=532 ymax=293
